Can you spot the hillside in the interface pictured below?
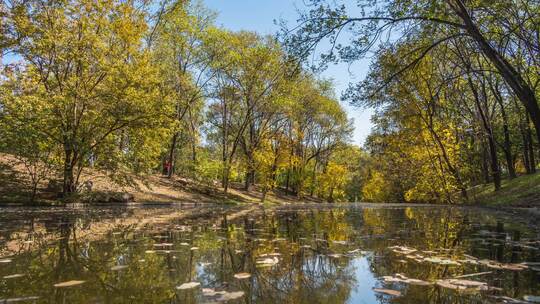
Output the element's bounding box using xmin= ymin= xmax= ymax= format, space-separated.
xmin=469 ymin=172 xmax=540 ymax=207
xmin=0 ymin=154 xmax=320 ymax=205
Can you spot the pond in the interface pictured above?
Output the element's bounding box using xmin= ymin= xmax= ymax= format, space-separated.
xmin=0 ymin=204 xmax=539 ymax=303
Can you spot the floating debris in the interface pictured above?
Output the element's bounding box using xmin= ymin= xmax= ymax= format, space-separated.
xmin=190 ymin=247 xmax=199 ymax=251
xmin=54 ymin=280 xmax=85 ymax=288
xmin=259 ymin=253 xmax=281 ymax=257
xmin=0 ymin=296 xmax=40 ymax=303
xmin=524 ymin=296 xmax=540 ymax=303
xmin=490 ymin=296 xmax=533 ymax=303
xmin=176 ymin=282 xmax=201 ymax=290
xmin=3 ymin=274 xmax=25 ymax=279
xmin=435 ymin=279 xmax=490 ymax=291
xmin=153 ymin=243 xmax=173 ymax=247
xmin=423 ymin=257 xmax=461 ymax=266
xmin=0 ymin=259 xmax=13 ymax=264
xmin=373 ymin=288 xmax=402 ymax=297
xmin=256 ymin=257 xmax=279 ymax=267
xmin=477 ymin=259 xmax=528 ymax=271
xmin=453 ymin=271 xmax=492 ymax=279
xmin=111 ymin=265 xmax=128 ymax=271
xmin=202 ymin=288 xmax=245 ymax=302
xmin=328 ymin=253 xmax=343 ymax=259
xmin=382 ymin=274 xmax=431 ymax=286
xmin=233 ymin=272 xmax=251 ymax=279
xmin=389 ymin=246 xmax=417 ymax=255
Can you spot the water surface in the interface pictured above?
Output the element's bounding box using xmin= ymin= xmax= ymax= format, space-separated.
xmin=0 ymin=204 xmax=539 ymax=303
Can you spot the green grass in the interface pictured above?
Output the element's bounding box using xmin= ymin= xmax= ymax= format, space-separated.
xmin=470 ymin=172 xmax=540 ymax=207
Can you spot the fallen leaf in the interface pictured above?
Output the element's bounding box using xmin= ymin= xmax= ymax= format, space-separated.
xmin=373 ymin=288 xmax=402 ymax=297
xmin=54 ymin=280 xmax=85 ymax=288
xmin=3 ymin=274 xmax=25 ymax=279
xmin=524 ymin=295 xmax=540 ymax=303
xmin=233 ymin=272 xmax=251 ymax=279
xmin=176 ymin=282 xmax=201 ymax=290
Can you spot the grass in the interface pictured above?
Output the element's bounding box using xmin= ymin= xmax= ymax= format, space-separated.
xmin=470 ymin=172 xmax=540 ymax=207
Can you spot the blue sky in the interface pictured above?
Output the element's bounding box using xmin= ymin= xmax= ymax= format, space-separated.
xmin=203 ymin=0 xmax=374 ymax=145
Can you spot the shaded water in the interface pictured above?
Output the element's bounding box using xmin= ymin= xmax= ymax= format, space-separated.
xmin=0 ymin=204 xmax=539 ymax=303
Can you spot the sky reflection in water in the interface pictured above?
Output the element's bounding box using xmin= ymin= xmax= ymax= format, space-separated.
xmin=0 ymin=205 xmax=539 ymax=303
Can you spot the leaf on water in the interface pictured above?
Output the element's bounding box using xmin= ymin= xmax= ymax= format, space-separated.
xmin=489 ymin=296 xmax=532 ymax=304
xmin=54 ymin=280 xmax=85 ymax=288
xmin=3 ymin=274 xmax=25 ymax=279
xmin=202 ymin=288 xmax=222 ymax=296
xmin=328 ymin=253 xmax=343 ymax=259
xmin=217 ymin=291 xmax=244 ymax=301
xmin=154 ymin=243 xmax=173 ymax=247
xmin=234 ymin=272 xmax=251 ymax=279
xmin=476 ymin=259 xmax=528 ymax=271
xmin=202 ymin=289 xmax=244 ymax=302
xmin=373 ymin=288 xmax=402 ymax=297
xmin=0 ymin=296 xmax=40 ymax=302
xmin=382 ymin=274 xmax=431 ymax=286
xmin=453 ymin=271 xmax=492 ymax=279
xmin=111 ymin=265 xmax=128 ymax=271
xmin=389 ymin=246 xmax=416 ymax=255
xmin=423 ymin=257 xmax=461 ymax=266
xmin=436 ymin=280 xmax=467 ymax=290
xmin=436 ymin=279 xmax=488 ymax=291
xmin=256 ymin=257 xmax=279 ymax=267
xmin=524 ymin=296 xmax=540 ymax=303
xmin=176 ymin=282 xmax=201 ymax=290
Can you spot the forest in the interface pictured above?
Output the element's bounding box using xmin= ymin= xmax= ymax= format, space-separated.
xmin=1 ymin=0 xmax=539 ymax=205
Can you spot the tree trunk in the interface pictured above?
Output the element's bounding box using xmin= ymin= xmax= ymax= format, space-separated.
xmin=526 ymin=114 xmax=536 ymax=173
xmin=62 ymin=146 xmax=77 ymax=196
xmin=451 ymin=0 xmax=540 ymax=146
xmin=167 ymin=132 xmax=179 ymax=178
xmin=487 ymin=133 xmax=501 ymax=191
xmin=521 ymin=123 xmax=532 ymax=174
xmin=467 ymin=76 xmax=500 ymax=190
xmin=481 ymin=142 xmax=490 ymax=184
xmin=494 ymin=90 xmax=516 ymax=178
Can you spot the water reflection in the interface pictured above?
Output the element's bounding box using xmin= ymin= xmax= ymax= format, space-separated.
xmin=0 ymin=205 xmax=539 ymax=303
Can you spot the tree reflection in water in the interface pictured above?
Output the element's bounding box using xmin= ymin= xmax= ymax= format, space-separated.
xmin=0 ymin=205 xmax=539 ymax=303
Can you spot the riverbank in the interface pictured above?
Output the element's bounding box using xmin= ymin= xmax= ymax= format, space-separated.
xmin=469 ymin=172 xmax=540 ymax=208
xmin=0 ymin=153 xmax=320 ymax=206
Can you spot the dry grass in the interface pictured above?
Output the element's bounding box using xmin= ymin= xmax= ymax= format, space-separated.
xmin=0 ymin=153 xmax=316 ymax=205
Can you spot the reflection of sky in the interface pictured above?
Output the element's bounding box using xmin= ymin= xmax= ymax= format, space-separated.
xmin=347 ymin=256 xmax=379 ymax=304
xmin=203 ymin=0 xmax=375 ymax=146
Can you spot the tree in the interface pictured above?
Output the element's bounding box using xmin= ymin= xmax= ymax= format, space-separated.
xmin=152 ymin=0 xmax=217 ymax=178
xmin=4 ymin=0 xmax=164 ymax=195
xmin=283 ymin=0 xmax=540 ymax=145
